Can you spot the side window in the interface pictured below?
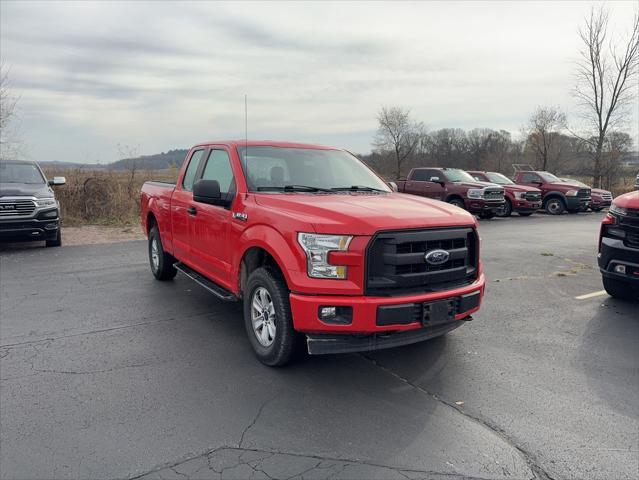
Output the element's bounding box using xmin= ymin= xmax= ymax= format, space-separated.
xmin=425 ymin=169 xmax=441 ymax=181
xmin=411 ymin=170 xmax=426 ymax=181
xmin=182 ymin=150 xmax=205 ymax=191
xmin=202 ymin=149 xmax=235 ymax=196
xmin=521 ymin=173 xmax=539 ymax=183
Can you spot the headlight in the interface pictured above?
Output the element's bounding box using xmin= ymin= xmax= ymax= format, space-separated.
xmin=298 ymin=233 xmax=353 ymax=279
xmin=609 ymin=204 xmax=627 ymax=216
xmin=36 ymin=198 xmax=57 ymax=207
xmin=467 ymin=189 xmax=483 ymax=199
xmin=565 ymin=190 xmax=578 ymax=197
xmin=514 ymin=191 xmax=527 ymax=199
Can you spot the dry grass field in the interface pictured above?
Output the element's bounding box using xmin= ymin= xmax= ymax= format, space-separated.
xmin=43 ymin=167 xmax=178 ymax=226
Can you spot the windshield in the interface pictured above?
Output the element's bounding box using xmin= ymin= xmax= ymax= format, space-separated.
xmin=237 ymin=147 xmax=391 ymax=193
xmin=444 ymin=169 xmax=477 ymax=183
xmin=0 ymin=162 xmax=45 ymax=184
xmin=538 ymin=172 xmax=560 ymax=183
xmin=486 ymin=172 xmax=514 ymax=185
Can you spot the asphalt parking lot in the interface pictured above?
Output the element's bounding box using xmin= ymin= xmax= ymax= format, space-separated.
xmin=1 ymin=213 xmax=637 ymax=480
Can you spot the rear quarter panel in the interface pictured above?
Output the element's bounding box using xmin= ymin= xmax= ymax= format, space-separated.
xmin=141 ymin=182 xmax=175 ymax=253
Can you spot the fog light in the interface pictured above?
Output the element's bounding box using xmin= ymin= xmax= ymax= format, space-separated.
xmin=320 ymin=306 xmax=336 ymax=319
xmin=614 ymin=264 xmax=626 ymax=274
xmin=318 ymin=306 xmax=353 ymax=325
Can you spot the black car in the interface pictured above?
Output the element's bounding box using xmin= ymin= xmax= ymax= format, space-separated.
xmin=0 ymin=160 xmax=65 ymax=247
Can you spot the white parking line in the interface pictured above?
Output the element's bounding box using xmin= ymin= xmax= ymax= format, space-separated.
xmin=575 ymin=290 xmax=607 ymax=300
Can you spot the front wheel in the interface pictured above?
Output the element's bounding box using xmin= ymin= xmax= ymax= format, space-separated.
xmin=149 ymin=226 xmax=177 ymax=281
xmin=496 ymin=199 xmax=512 ymax=218
xmin=447 ymin=198 xmax=465 ymax=210
xmin=46 ymin=229 xmax=62 ymax=247
xmin=602 ymin=277 xmax=637 ymax=301
xmin=544 ymin=198 xmax=565 ymax=215
xmin=244 ymin=267 xmax=301 ymax=366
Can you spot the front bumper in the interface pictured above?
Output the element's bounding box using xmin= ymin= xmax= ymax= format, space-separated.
xmin=464 ymin=198 xmax=505 ymax=214
xmin=290 ymin=273 xmax=485 ymax=353
xmin=565 ymin=196 xmax=590 ymax=210
xmin=598 ymin=237 xmax=639 ymax=285
xmin=512 ymin=199 xmax=541 ymax=212
xmin=0 ymin=212 xmax=59 ymax=242
xmin=591 ymin=199 xmax=612 ymax=209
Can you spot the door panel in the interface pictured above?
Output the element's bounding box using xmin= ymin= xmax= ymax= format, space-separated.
xmin=171 ymin=150 xmax=205 ymax=263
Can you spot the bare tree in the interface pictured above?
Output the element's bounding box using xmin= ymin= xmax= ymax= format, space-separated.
xmin=373 ymin=106 xmax=424 ymax=178
xmin=573 ymin=6 xmax=639 ymax=187
xmin=526 ymin=106 xmax=567 ymax=171
xmin=0 ymin=62 xmax=20 ymax=159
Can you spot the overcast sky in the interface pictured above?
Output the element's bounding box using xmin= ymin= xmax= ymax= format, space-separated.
xmin=1 ymin=0 xmax=638 ymax=164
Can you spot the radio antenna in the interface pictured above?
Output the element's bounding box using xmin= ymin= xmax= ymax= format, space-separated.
xmin=244 ymin=94 xmax=248 ymax=156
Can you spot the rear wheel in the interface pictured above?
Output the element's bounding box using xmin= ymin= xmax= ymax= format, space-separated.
xmin=602 ymin=277 xmax=637 ymax=301
xmin=243 ymin=267 xmax=301 ymax=366
xmin=496 ymin=199 xmax=512 ymax=217
xmin=46 ymin=229 xmax=62 ymax=247
xmin=149 ymin=226 xmax=177 ymax=281
xmin=544 ymin=197 xmax=565 ymax=215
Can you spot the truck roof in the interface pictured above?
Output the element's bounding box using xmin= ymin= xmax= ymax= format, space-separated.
xmin=191 ymin=140 xmax=341 ymax=151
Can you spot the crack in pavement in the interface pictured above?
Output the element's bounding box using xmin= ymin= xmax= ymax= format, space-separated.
xmin=131 ymin=446 xmax=498 ymax=480
xmin=238 ymin=394 xmax=280 ymax=449
xmin=360 ymin=354 xmax=556 ymax=480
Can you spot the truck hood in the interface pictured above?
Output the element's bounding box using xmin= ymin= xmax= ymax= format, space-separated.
xmin=452 ymin=181 xmax=499 ymax=190
xmin=0 ymin=183 xmax=53 ymax=198
xmin=612 ymin=190 xmax=639 ymax=209
xmin=503 ymin=184 xmax=540 ymax=193
xmin=546 ymin=181 xmax=586 ymax=191
xmin=254 ymin=192 xmax=477 ymax=235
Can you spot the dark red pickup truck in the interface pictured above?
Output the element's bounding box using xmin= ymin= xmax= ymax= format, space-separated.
xmin=140 ymin=141 xmax=485 ymax=366
xmin=512 ymin=169 xmax=591 ymax=215
xmin=467 ymin=171 xmax=542 ymax=217
xmin=396 ymin=167 xmax=506 ymax=219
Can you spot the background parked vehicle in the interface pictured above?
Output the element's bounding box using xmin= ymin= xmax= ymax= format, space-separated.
xmin=512 ymin=165 xmax=591 ymax=215
xmin=635 ymin=173 xmax=639 ymax=190
xmin=559 ymin=178 xmax=612 ymax=212
xmin=598 ymin=190 xmax=639 ymax=300
xmin=0 ymin=160 xmax=66 ymax=247
xmin=467 ymin=171 xmax=541 ymax=217
xmin=395 ymin=167 xmax=505 ymax=219
xmin=140 ymin=141 xmax=485 ymax=366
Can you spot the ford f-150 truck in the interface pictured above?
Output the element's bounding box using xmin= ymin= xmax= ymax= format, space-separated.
xmin=598 ymin=190 xmax=639 ymax=300
xmin=512 ymin=166 xmax=591 ymax=215
xmin=395 ymin=167 xmax=505 ymax=219
xmin=0 ymin=160 xmax=65 ymax=247
xmin=140 ymin=141 xmax=485 ymax=366
xmin=467 ymin=171 xmax=541 ymax=217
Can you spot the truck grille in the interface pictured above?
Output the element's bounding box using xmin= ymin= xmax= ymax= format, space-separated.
xmin=619 ymin=208 xmax=639 ymax=248
xmin=525 ymin=191 xmax=541 ymax=201
xmin=578 ymin=188 xmax=591 ymax=199
xmin=483 ymin=188 xmax=504 ymax=201
xmin=600 ymin=192 xmax=613 ymax=201
xmin=0 ymin=199 xmax=36 ymax=217
xmin=627 ymin=232 xmax=639 ymax=249
xmin=365 ymin=227 xmax=478 ymax=296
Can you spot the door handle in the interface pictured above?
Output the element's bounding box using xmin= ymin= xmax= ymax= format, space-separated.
xmin=187 ymin=206 xmax=197 ymax=216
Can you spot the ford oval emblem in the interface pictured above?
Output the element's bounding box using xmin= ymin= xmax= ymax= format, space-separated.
xmin=425 ymin=249 xmax=450 ymax=265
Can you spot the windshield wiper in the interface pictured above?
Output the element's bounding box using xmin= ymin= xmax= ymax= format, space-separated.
xmin=257 ymin=185 xmax=332 ymax=192
xmin=331 ymin=185 xmax=386 ymax=192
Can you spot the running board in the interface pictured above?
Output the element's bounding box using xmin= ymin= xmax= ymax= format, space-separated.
xmin=174 ymin=262 xmax=238 ymax=301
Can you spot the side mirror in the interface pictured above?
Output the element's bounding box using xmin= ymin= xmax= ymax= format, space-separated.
xmin=429 ymin=176 xmax=441 ymax=183
xmin=48 ymin=176 xmax=66 ymax=186
xmin=193 ymin=179 xmax=223 ymax=205
xmin=388 ymin=181 xmax=398 ymax=192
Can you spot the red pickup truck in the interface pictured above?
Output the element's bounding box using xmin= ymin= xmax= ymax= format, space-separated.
xmin=467 ymin=171 xmax=542 ymax=217
xmin=140 ymin=141 xmax=485 ymax=366
xmin=512 ymin=168 xmax=591 ymax=215
xmin=598 ymin=190 xmax=639 ymax=300
xmin=395 ymin=167 xmax=506 ymax=219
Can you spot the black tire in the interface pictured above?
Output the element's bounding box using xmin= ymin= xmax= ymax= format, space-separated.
xmin=496 ymin=199 xmax=512 ymax=218
xmin=602 ymin=276 xmax=637 ymax=301
xmin=479 ymin=211 xmax=496 ymax=219
xmin=518 ymin=212 xmax=534 ymax=217
xmin=46 ymin=229 xmax=62 ymax=247
xmin=447 ymin=197 xmax=465 ymax=209
xmin=149 ymin=226 xmax=177 ymax=281
xmin=243 ymin=267 xmax=301 ymax=367
xmin=544 ymin=197 xmax=565 ymax=215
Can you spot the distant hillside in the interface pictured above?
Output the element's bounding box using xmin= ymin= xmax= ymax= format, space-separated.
xmin=109 ymin=149 xmax=188 ymax=171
